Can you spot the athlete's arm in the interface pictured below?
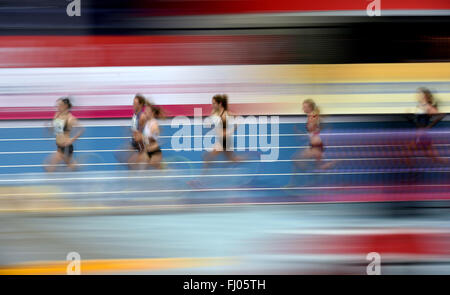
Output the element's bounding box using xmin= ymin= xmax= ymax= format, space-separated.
xmin=225 ymin=111 xmax=236 ymax=136
xmin=132 ymin=113 xmax=146 ymax=140
xmin=46 ymin=112 xmax=59 ymax=135
xmin=145 ymin=122 xmax=160 ymax=152
xmin=405 ymin=113 xmax=420 ymax=128
xmin=308 ymin=113 xmax=320 ymax=133
xmin=67 ymin=116 xmax=85 ymax=144
xmin=138 ymin=114 xmax=147 ymax=132
xmin=427 ymin=111 xmax=446 ymax=129
xmin=46 ymin=119 xmax=54 ymax=135
xmin=151 ymin=122 xmax=160 ymax=138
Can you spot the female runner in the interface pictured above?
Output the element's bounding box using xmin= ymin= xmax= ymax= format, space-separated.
xmin=203 ymin=94 xmax=241 ymax=168
xmin=292 ymin=99 xmax=334 ymax=170
xmin=140 ymin=100 xmax=164 ymax=169
xmin=126 ymin=93 xmax=147 ymax=169
xmin=407 ymin=88 xmax=446 ymax=163
xmin=45 ymin=97 xmax=84 ymax=172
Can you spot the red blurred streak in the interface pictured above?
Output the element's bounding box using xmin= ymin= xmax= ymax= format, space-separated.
xmin=134 ymin=0 xmax=450 ymax=16
xmin=274 ymin=232 xmax=450 ymax=256
xmin=0 ymin=35 xmax=289 ymax=68
xmin=314 ymin=192 xmax=450 ymax=203
xmin=0 ymin=103 xmax=297 ymax=119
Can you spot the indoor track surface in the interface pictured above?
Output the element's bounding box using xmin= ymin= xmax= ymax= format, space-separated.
xmin=0 ymin=116 xmax=449 ymax=274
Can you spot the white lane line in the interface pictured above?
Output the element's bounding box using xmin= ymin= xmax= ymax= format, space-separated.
xmin=0 ymin=170 xmax=449 ymax=183
xmin=0 ymin=135 xmax=296 ymax=142
xmin=2 ymin=131 xmax=450 ymax=141
xmin=0 ymin=149 xmax=131 ymax=154
xmin=0 ymin=167 xmax=241 ymax=178
xmin=0 ymin=184 xmax=449 ymax=197
xmin=0 ymin=163 xmax=129 ymax=168
xmin=1 ymin=144 xmax=450 ymax=154
xmin=321 ymin=131 xmax=450 ymax=136
xmin=0 ymin=138 xmax=54 ymax=141
xmin=0 ymin=137 xmax=129 ymax=141
xmin=1 ymin=156 xmax=450 ymax=168
xmin=0 ymin=116 xmax=449 ymax=128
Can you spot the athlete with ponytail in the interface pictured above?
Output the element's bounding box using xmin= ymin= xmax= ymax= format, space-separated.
xmin=407 ymin=88 xmax=447 ymax=163
xmin=203 ymin=94 xmax=241 ymax=168
xmin=292 ymin=99 xmax=334 ymax=170
xmin=122 ymin=93 xmax=147 ymax=169
xmin=45 ymin=97 xmax=84 ymax=172
xmin=188 ymin=94 xmax=242 ymax=188
xmin=140 ymin=100 xmax=164 ymax=169
xmin=130 ymin=94 xmax=146 ymax=152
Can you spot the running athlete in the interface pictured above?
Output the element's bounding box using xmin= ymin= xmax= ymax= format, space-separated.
xmin=203 ymin=94 xmax=241 ymax=168
xmin=292 ymin=99 xmax=334 ymax=170
xmin=407 ymin=88 xmax=446 ymax=163
xmin=126 ymin=94 xmax=147 ymax=169
xmin=45 ymin=97 xmax=84 ymax=172
xmin=140 ymin=100 xmax=164 ymax=169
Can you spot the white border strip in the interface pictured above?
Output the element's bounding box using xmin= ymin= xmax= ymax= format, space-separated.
xmin=0 ymin=171 xmax=449 ymax=183
xmin=1 ymin=156 xmax=449 ymax=168
xmin=0 ymin=115 xmax=448 ymax=128
xmin=2 ymin=130 xmax=450 ymax=141
xmin=1 ymin=144 xmax=450 ymax=154
xmin=0 ymin=183 xmax=449 ymax=197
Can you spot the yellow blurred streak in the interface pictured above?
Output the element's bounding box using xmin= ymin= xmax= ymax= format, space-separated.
xmin=233 ymin=63 xmax=450 ymax=114
xmin=268 ymin=63 xmax=450 ymax=83
xmin=0 ymin=257 xmax=236 ymax=275
xmin=239 ymin=93 xmax=450 ymax=103
xmin=234 ymin=93 xmax=450 ymax=114
xmin=319 ymin=107 xmax=450 ymax=115
xmin=0 ymin=186 xmax=70 ymax=212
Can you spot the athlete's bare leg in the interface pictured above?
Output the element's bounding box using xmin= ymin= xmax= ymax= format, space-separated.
xmin=63 ymin=155 xmax=78 ymax=171
xmin=224 ymin=151 xmax=243 ymax=163
xmin=45 ymin=151 xmax=64 ymax=172
xmin=203 ymin=149 xmax=221 ymax=169
xmin=128 ymin=152 xmax=142 ymax=170
xmin=148 ymin=153 xmax=163 ymax=169
xmin=426 ymin=146 xmax=448 ymax=164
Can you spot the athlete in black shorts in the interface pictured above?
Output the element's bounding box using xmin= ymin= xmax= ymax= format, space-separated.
xmin=45 ymin=97 xmax=84 ymax=172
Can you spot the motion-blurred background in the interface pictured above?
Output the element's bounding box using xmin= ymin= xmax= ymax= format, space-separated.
xmin=0 ymin=0 xmax=449 ymax=274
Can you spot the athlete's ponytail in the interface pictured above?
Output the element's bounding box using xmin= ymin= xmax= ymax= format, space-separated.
xmin=418 ymin=87 xmax=438 ymax=108
xmin=213 ymin=94 xmax=228 ymax=111
xmin=144 ymin=99 xmax=152 ymax=107
xmin=59 ymin=96 xmax=72 ymax=109
xmin=152 ymin=105 xmax=165 ymax=119
xmin=145 ymin=99 xmax=165 ymax=119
